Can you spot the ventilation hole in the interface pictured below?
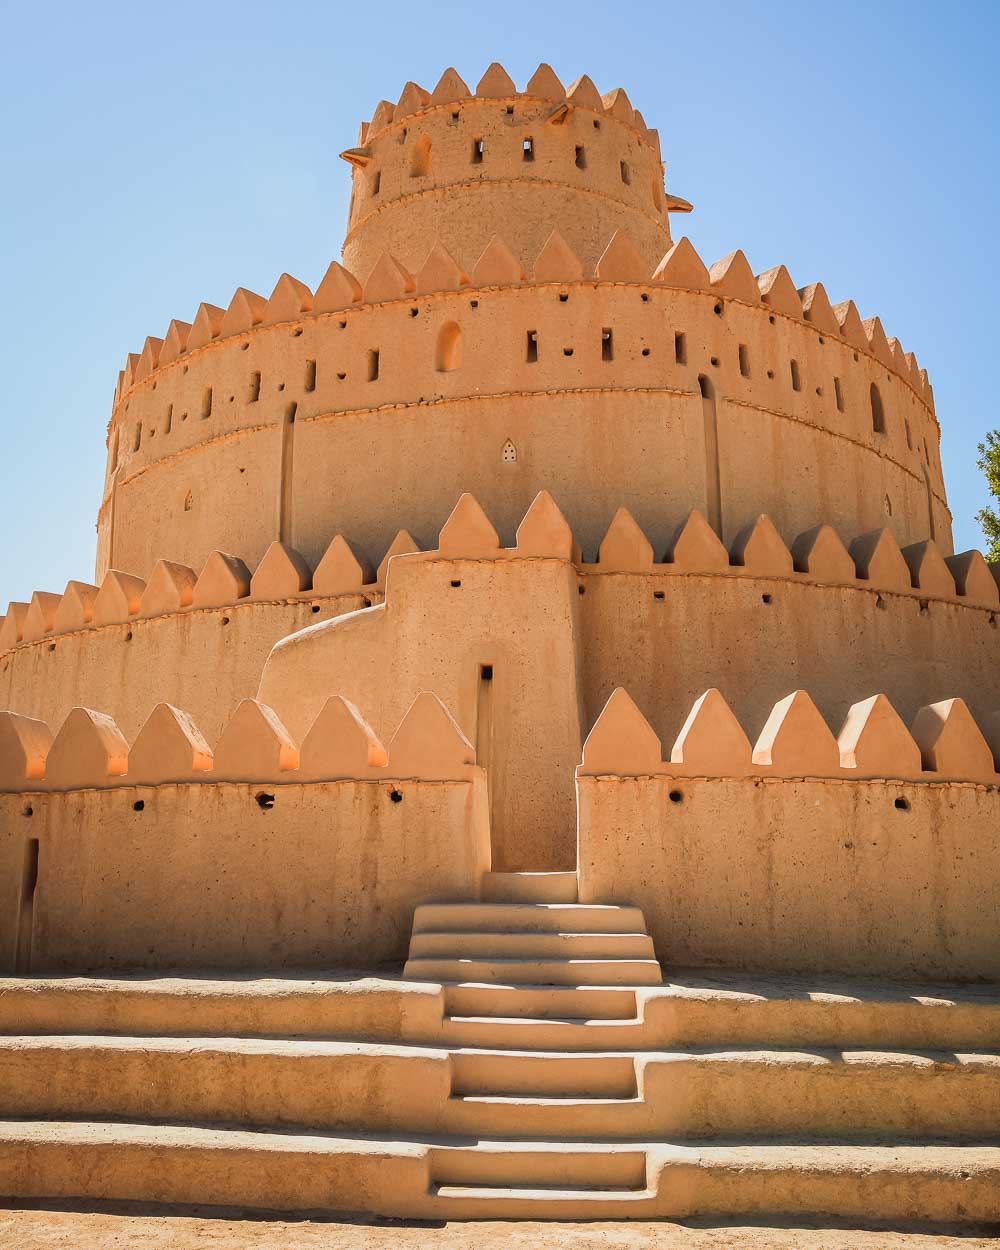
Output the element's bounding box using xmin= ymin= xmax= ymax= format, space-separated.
xmin=761 ymin=593 xmax=772 ymax=604
xmin=125 ymin=631 xmax=133 ymax=641
xmin=710 ymin=356 xmax=720 ymax=367
xmin=339 ymin=320 xmax=347 ymax=329
xmin=559 ymin=293 xmax=569 ymax=303
xmin=221 ymin=616 xmax=230 ymax=626
xmin=593 ymin=119 xmax=601 ymax=130
xmin=640 ymin=292 xmax=649 ymax=303
xmin=766 ymin=369 xmax=774 ymax=379
xmin=133 ymin=800 xmax=145 ymax=812
xmin=578 ymin=584 xmax=586 ymax=595
xmin=409 ymin=307 xmax=419 ymax=317
xmin=653 ymin=590 xmax=665 ymax=600
xmin=815 ymin=386 xmax=823 ymax=396
xmin=389 ymin=788 xmax=403 ymax=803
xmin=470 ymin=299 xmax=479 ymax=309
xmin=875 ymin=595 xmax=886 ymax=610
xmin=292 ymin=327 xmax=303 ymax=337
xmin=47 ymin=643 xmax=55 ymax=652
xmin=894 ymin=797 xmax=910 ymax=811
xmin=506 ymin=105 xmax=514 ymax=115
xmin=669 ymin=789 xmax=683 ymax=804
xmin=337 ymin=372 xmax=346 ymax=381
xmin=311 ymin=604 xmax=321 ymax=613
xmin=818 ymin=337 xmax=825 ymax=346
xmin=22 ymin=804 xmax=32 ymax=817
xmin=239 ymin=344 xmax=248 ymax=352
xmin=919 ymin=600 xmax=930 ymax=615
xmin=278 ymin=382 xmax=285 ymax=392
xmin=768 ymin=314 xmax=776 ymax=325
xmin=480 ymin=664 xmax=494 ymax=682
xmin=563 ymin=347 xmax=574 ymax=356
xmin=502 ymin=439 xmax=517 ymax=463
xmin=363 ymin=597 xmax=372 ymax=608
xmin=450 ymin=579 xmax=462 ymax=588
xmin=713 ymin=303 xmax=722 ymax=316
xmin=641 ymin=348 xmax=651 ymax=357
xmin=256 ymin=792 xmax=275 ymax=810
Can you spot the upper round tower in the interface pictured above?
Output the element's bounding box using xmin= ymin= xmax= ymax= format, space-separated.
xmin=340 ymin=63 xmax=682 ymax=279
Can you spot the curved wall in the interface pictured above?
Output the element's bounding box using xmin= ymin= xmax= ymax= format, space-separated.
xmin=100 ymin=275 xmax=948 ymax=582
xmin=343 ymin=92 xmax=670 ymax=278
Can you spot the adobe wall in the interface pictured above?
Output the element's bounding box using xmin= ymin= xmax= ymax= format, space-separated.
xmin=579 ymin=570 xmax=1000 ymax=750
xmin=343 ymin=81 xmax=669 ymax=277
xmin=101 ymin=257 xmax=945 ymax=583
xmin=258 ymin=552 xmax=586 ymax=872
xmin=0 ymin=594 xmax=367 ymax=743
xmin=1 ymin=778 xmax=487 ymax=973
xmin=577 ymin=774 xmax=1000 ymax=981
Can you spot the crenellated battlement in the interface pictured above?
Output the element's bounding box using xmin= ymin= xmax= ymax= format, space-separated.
xmin=580 ymin=685 xmax=1000 ymax=784
xmin=0 ymin=690 xmax=476 ymax=793
xmin=6 ymin=493 xmax=998 ymax=661
xmin=100 ymin=228 xmax=946 ymax=584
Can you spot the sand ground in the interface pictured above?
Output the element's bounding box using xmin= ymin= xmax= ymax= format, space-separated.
xmin=2 ymin=1204 xmax=997 ymax=1249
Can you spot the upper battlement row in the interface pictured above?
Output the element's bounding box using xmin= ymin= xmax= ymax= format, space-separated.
xmin=110 ymin=230 xmax=934 ymax=417
xmin=353 ymin=63 xmax=662 ymax=154
xmin=5 ymin=492 xmax=997 ymax=656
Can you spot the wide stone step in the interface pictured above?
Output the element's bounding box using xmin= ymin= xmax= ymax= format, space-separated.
xmin=409 ymin=930 xmax=656 ymax=961
xmin=413 ymin=902 xmax=646 ymax=934
xmin=442 ymin=1013 xmax=649 ymax=1050
xmin=449 ymin=1049 xmax=637 ymax=1097
xmin=445 ymin=1094 xmax=646 ymax=1137
xmin=481 ymin=872 xmax=578 ymax=903
xmin=442 ymin=983 xmax=639 ymax=1021
xmin=428 ymin=1142 xmax=647 ymax=1189
xmin=403 ymin=957 xmax=662 ymax=987
xmin=2 ymin=1122 xmax=998 ymax=1222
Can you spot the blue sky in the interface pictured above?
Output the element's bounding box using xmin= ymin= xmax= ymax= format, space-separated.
xmin=1 ymin=0 xmax=997 ymax=602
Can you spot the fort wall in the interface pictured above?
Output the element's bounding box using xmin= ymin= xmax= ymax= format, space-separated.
xmin=99 ymin=239 xmax=944 ymax=582
xmin=576 ymin=688 xmax=1000 ymax=980
xmin=0 ymin=693 xmax=488 ymax=973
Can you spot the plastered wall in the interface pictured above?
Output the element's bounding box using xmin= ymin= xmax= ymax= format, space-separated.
xmin=577 ymin=775 xmax=1000 ymax=980
xmin=1 ymin=776 xmax=489 ymax=974
xmin=101 ymin=271 xmax=944 ymax=582
xmin=0 ymin=595 xmax=366 ymax=744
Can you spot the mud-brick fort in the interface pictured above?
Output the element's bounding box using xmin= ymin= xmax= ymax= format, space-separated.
xmin=0 ymin=62 xmax=998 ymax=1227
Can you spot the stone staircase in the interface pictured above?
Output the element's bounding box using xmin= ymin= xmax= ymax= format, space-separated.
xmin=0 ymin=870 xmax=998 ymax=1224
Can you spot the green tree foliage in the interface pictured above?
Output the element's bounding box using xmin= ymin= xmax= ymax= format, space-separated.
xmin=977 ymin=430 xmax=1000 ymax=562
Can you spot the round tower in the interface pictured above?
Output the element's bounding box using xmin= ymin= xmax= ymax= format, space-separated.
xmin=341 ymin=64 xmax=677 ymax=279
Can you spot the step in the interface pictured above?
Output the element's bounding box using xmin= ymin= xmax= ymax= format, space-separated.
xmin=428 ymin=1142 xmax=647 ymax=1189
xmin=403 ymin=957 xmax=662 ymax=986
xmin=481 ymin=872 xmax=578 ymax=903
xmin=444 ymin=1094 xmax=647 ymax=1138
xmin=443 ymin=983 xmax=639 ymax=1020
xmin=442 ymin=1014 xmax=648 ymax=1050
xmin=409 ymin=931 xmax=656 ymax=961
xmin=413 ymin=902 xmax=646 ymax=934
xmin=430 ymin=1183 xmax=658 ymax=1219
xmin=449 ymin=1049 xmax=637 ymax=1097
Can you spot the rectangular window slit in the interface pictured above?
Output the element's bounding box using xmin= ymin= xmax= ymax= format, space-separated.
xmin=526 ymin=330 xmax=538 ymax=363
xmin=602 ymin=328 xmax=613 ymax=361
xmin=523 ymin=137 xmax=534 ymax=161
xmin=367 ymin=349 xmax=380 ymax=381
xmin=674 ymin=332 xmax=686 ymax=365
xmin=132 ymin=423 xmax=142 ymax=452
xmin=738 ymin=344 xmax=750 ymax=377
xmin=15 ymin=837 xmax=39 ymax=974
xmin=472 ymin=138 xmax=484 ymax=163
xmin=620 ymin=159 xmax=631 ymax=185
xmin=249 ymin=371 xmax=261 ymax=402
xmin=575 ymin=145 xmax=586 ymax=170
xmin=304 ymin=360 xmax=317 ymax=392
xmin=200 ymin=386 xmax=213 ymax=419
xmin=165 ymin=404 xmax=173 ymax=434
xmin=834 ymin=376 xmax=844 ymax=412
xmin=370 ymin=170 xmax=381 ymax=196
xmin=790 ymin=360 xmax=801 ymax=392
